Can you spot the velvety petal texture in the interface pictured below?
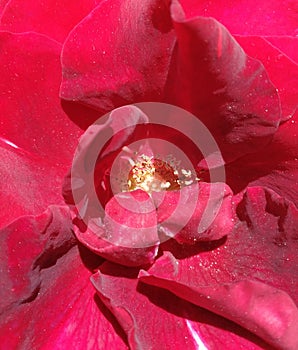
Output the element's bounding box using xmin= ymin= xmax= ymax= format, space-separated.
xmin=0 ymin=31 xmax=82 ymax=164
xmin=267 ymin=37 xmax=298 ymax=64
xmin=0 ymin=0 xmax=103 ymax=43
xmin=167 ymin=5 xmax=281 ymax=163
xmin=65 ymin=104 xmax=235 ymax=266
xmin=0 ymin=31 xmax=82 ymax=227
xmin=0 ymin=206 xmax=127 ymax=349
xmin=139 ymin=186 xmax=298 ymax=349
xmin=60 ymin=0 xmax=175 ymax=112
xmin=1 ymin=0 xmax=297 ymax=349
xmin=226 ymin=110 xmax=298 ymax=205
xmin=155 ymin=182 xmax=234 ymax=243
xmin=179 ymin=0 xmax=298 ymax=36
xmin=0 ymin=139 xmax=66 ymax=228
xmin=61 ymin=0 xmax=281 ymax=164
xmin=92 ymin=263 xmax=272 ymax=350
xmin=73 ymin=190 xmax=160 ymax=267
xmin=236 ymin=35 xmax=298 ymax=121
xmin=0 ymin=0 xmax=9 ymax=15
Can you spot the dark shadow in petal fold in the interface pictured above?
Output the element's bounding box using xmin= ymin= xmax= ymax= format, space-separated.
xmin=165 ymin=6 xmax=281 ymax=163
xmin=137 ymin=282 xmax=272 ymax=350
xmin=93 ymin=293 xmax=129 ymax=346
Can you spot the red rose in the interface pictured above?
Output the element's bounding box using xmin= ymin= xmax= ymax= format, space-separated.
xmin=0 ymin=1 xmax=297 ymax=349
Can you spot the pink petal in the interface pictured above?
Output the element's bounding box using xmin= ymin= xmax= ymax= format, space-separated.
xmin=60 ymin=0 xmax=175 ymax=111
xmin=63 ymin=104 xmax=149 ymax=210
xmin=0 ymin=0 xmax=103 ymax=43
xmin=266 ymin=36 xmax=298 ymax=64
xmin=236 ymin=35 xmax=298 ymax=121
xmin=167 ymin=6 xmax=281 ymax=162
xmin=0 ymin=206 xmax=127 ymax=349
xmin=0 ymin=0 xmax=9 ymax=16
xmin=0 ymin=205 xmax=75 ymax=310
xmin=226 ymin=110 xmax=298 ymax=205
xmin=154 ymin=182 xmax=234 ymax=243
xmin=0 ymin=140 xmax=66 ymax=228
xmin=61 ymin=1 xmax=281 ymax=164
xmin=0 ymin=31 xmax=82 ymax=165
xmin=92 ymin=262 xmax=271 ymax=349
xmin=139 ymin=186 xmax=298 ymax=349
xmin=73 ymin=190 xmax=159 ymax=267
xmin=179 ymin=0 xmax=298 ymax=36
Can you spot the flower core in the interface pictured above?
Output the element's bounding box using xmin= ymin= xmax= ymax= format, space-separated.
xmin=127 ymin=155 xmax=180 ymax=192
xmin=126 ymin=154 xmax=199 ymax=193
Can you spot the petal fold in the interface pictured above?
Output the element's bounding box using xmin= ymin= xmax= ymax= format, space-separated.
xmin=139 ymin=186 xmax=298 ymax=349
xmin=0 ymin=206 xmax=127 ymax=349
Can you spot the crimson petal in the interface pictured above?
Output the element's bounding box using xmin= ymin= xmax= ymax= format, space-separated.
xmin=60 ymin=0 xmax=175 ymax=112
xmin=139 ymin=186 xmax=298 ymax=349
xmin=236 ymin=35 xmax=298 ymax=121
xmin=178 ymin=0 xmax=298 ymax=36
xmin=0 ymin=140 xmax=66 ymax=228
xmin=0 ymin=0 xmax=9 ymax=16
xmin=0 ymin=0 xmax=103 ymax=43
xmin=92 ymin=262 xmax=272 ymax=349
xmin=0 ymin=206 xmax=127 ymax=349
xmin=226 ymin=110 xmax=298 ymax=205
xmin=154 ymin=182 xmax=234 ymax=243
xmin=73 ymin=190 xmax=159 ymax=267
xmin=0 ymin=31 xmax=82 ymax=165
xmin=167 ymin=4 xmax=281 ymax=162
xmin=266 ymin=36 xmax=298 ymax=64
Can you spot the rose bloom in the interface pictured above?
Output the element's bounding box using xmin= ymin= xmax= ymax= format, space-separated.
xmin=0 ymin=0 xmax=298 ymax=349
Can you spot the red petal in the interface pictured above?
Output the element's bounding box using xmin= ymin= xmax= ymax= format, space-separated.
xmin=236 ymin=35 xmax=298 ymax=121
xmin=226 ymin=110 xmax=298 ymax=205
xmin=0 ymin=140 xmax=66 ymax=228
xmin=0 ymin=205 xmax=75 ymax=311
xmin=0 ymin=0 xmax=103 ymax=43
xmin=154 ymin=182 xmax=234 ymax=243
xmin=179 ymin=0 xmax=298 ymax=36
xmin=0 ymin=207 xmax=127 ymax=349
xmin=0 ymin=0 xmax=9 ymax=16
xmin=60 ymin=0 xmax=175 ymax=112
xmin=139 ymin=186 xmax=298 ymax=349
xmin=73 ymin=190 xmax=159 ymax=267
xmin=92 ymin=263 xmax=271 ymax=349
xmin=166 ymin=9 xmax=280 ymax=162
xmin=0 ymin=32 xmax=82 ymax=166
xmin=267 ymin=36 xmax=298 ymax=64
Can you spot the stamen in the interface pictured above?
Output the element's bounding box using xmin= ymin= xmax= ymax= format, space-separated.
xmin=125 ymin=154 xmax=199 ymax=193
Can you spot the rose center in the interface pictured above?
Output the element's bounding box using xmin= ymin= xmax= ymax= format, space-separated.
xmin=127 ymin=154 xmax=199 ymax=193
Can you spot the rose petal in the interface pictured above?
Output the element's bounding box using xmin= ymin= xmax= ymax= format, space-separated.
xmin=0 ymin=31 xmax=82 ymax=166
xmin=73 ymin=190 xmax=159 ymax=267
xmin=154 ymin=182 xmax=234 ymax=243
xmin=63 ymin=104 xmax=149 ymax=210
xmin=266 ymin=36 xmax=298 ymax=64
xmin=139 ymin=186 xmax=298 ymax=349
xmin=0 ymin=206 xmax=127 ymax=349
xmin=61 ymin=1 xmax=281 ymax=164
xmin=226 ymin=110 xmax=298 ymax=205
xmin=0 ymin=140 xmax=67 ymax=228
xmin=60 ymin=0 xmax=175 ymax=112
xmin=140 ymin=269 xmax=298 ymax=350
xmin=167 ymin=6 xmax=280 ymax=162
xmin=236 ymin=35 xmax=298 ymax=121
xmin=0 ymin=205 xmax=75 ymax=311
xmin=0 ymin=137 xmax=72 ymax=228
xmin=0 ymin=0 xmax=9 ymax=16
xmin=92 ymin=262 xmax=271 ymax=350
xmin=0 ymin=0 xmax=103 ymax=43
xmin=179 ymin=0 xmax=298 ymax=36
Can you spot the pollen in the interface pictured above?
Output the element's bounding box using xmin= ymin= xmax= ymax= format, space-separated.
xmin=126 ymin=154 xmax=199 ymax=193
